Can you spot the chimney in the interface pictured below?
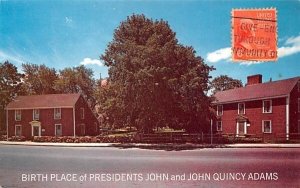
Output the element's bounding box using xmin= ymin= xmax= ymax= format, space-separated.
xmin=247 ymin=74 xmax=262 ymax=86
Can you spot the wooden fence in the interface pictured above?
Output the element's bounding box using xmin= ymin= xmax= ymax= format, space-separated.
xmin=137 ymin=132 xmax=300 ymax=144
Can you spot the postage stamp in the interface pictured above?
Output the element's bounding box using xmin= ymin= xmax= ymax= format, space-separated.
xmin=231 ymin=8 xmax=277 ymax=62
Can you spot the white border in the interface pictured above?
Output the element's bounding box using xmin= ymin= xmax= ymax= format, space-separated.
xmin=33 ymin=109 xmax=40 ymax=120
xmin=262 ymin=120 xmax=272 ymax=133
xmin=238 ymin=102 xmax=245 ymax=115
xmin=262 ymin=100 xmax=272 ymax=113
xmin=55 ymin=124 xmax=62 ymax=136
xmin=54 ymin=108 xmax=61 ymax=119
xmin=15 ymin=109 xmax=21 ymax=121
xmin=15 ymin=125 xmax=22 ymax=136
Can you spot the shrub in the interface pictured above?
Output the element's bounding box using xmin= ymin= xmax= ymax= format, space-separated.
xmin=7 ymin=136 xmax=26 ymax=142
xmin=0 ymin=135 xmax=7 ymax=141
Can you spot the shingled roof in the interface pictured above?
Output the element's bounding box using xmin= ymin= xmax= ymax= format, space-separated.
xmin=6 ymin=93 xmax=81 ymax=109
xmin=214 ymin=76 xmax=300 ymax=104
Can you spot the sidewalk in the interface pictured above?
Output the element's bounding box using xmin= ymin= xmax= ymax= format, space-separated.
xmin=1 ymin=141 xmax=300 ymax=148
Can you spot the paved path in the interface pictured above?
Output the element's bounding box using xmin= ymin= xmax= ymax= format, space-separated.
xmin=1 ymin=141 xmax=300 ymax=148
xmin=0 ymin=145 xmax=299 ymax=187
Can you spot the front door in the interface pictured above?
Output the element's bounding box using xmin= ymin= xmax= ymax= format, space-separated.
xmin=32 ymin=125 xmax=41 ymax=136
xmin=55 ymin=124 xmax=62 ymax=136
xmin=237 ymin=122 xmax=246 ymax=136
xmin=238 ymin=122 xmax=244 ymax=135
xmin=81 ymin=124 xmax=85 ymax=136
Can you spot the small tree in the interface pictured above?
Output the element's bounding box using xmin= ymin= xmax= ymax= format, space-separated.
xmin=54 ymin=65 xmax=96 ymax=108
xmin=22 ymin=63 xmax=58 ymax=95
xmin=210 ymin=75 xmax=243 ymax=94
xmin=0 ymin=61 xmax=24 ymax=130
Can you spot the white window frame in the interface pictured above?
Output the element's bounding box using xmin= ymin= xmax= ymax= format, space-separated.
xmin=15 ymin=110 xmax=21 ymax=121
xmin=31 ymin=124 xmax=41 ymax=137
xmin=217 ymin=105 xmax=223 ymax=116
xmin=216 ymin=121 xmax=222 ymax=131
xmin=262 ymin=120 xmax=272 ymax=133
xmin=15 ymin=125 xmax=22 ymax=136
xmin=94 ymin=122 xmax=98 ymax=132
xmin=81 ymin=124 xmax=85 ymax=135
xmin=54 ymin=108 xmax=61 ymax=119
xmin=80 ymin=108 xmax=85 ymax=119
xmin=33 ymin=109 xmax=40 ymax=120
xmin=263 ymin=100 xmax=272 ymax=113
xmin=236 ymin=121 xmax=247 ymax=136
xmin=55 ymin=124 xmax=62 ymax=136
xmin=238 ymin=103 xmax=245 ymax=115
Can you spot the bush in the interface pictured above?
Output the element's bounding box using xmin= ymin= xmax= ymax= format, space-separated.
xmin=7 ymin=136 xmax=26 ymax=142
xmin=0 ymin=130 xmax=7 ymax=136
xmin=0 ymin=135 xmax=7 ymax=141
xmin=31 ymin=135 xmax=135 ymax=143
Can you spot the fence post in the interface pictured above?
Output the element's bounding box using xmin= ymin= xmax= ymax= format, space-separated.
xmin=210 ymin=119 xmax=213 ymax=145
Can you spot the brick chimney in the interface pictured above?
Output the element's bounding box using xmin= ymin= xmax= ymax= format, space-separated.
xmin=247 ymin=74 xmax=262 ymax=86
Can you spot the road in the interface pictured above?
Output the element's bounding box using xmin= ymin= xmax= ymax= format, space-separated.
xmin=0 ymin=145 xmax=299 ymax=188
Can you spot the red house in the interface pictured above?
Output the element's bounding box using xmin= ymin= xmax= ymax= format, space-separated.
xmin=213 ymin=75 xmax=300 ymax=140
xmin=6 ymin=94 xmax=99 ymax=139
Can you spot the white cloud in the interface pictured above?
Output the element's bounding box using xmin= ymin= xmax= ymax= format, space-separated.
xmin=80 ymin=58 xmax=103 ymax=67
xmin=278 ymin=35 xmax=300 ymax=58
xmin=0 ymin=50 xmax=25 ymax=64
xmin=65 ymin=17 xmax=73 ymax=24
xmin=206 ymin=47 xmax=231 ymax=63
xmin=240 ymin=61 xmax=263 ymax=66
xmin=285 ymin=35 xmax=300 ymax=45
xmin=206 ymin=34 xmax=300 ymax=65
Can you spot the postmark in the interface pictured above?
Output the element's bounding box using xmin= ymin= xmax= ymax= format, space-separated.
xmin=231 ymin=8 xmax=277 ymax=62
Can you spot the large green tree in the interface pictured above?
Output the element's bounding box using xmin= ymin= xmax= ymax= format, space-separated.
xmin=0 ymin=61 xmax=24 ymax=130
xmin=54 ymin=65 xmax=96 ymax=107
xmin=22 ymin=63 xmax=58 ymax=95
xmin=210 ymin=75 xmax=243 ymax=95
xmin=99 ymin=14 xmax=213 ymax=133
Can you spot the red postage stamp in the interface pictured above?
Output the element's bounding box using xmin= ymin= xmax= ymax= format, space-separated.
xmin=231 ymin=8 xmax=277 ymax=62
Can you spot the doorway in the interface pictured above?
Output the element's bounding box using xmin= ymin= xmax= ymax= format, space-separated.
xmin=32 ymin=125 xmax=41 ymax=136
xmin=236 ymin=121 xmax=247 ymax=136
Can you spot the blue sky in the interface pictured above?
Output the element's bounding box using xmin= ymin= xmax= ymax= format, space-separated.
xmin=0 ymin=0 xmax=299 ymax=84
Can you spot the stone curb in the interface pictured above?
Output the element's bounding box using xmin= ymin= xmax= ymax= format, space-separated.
xmin=1 ymin=141 xmax=300 ymax=148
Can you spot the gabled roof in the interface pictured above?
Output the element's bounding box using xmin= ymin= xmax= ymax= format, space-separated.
xmin=6 ymin=93 xmax=81 ymax=109
xmin=214 ymin=76 xmax=300 ymax=104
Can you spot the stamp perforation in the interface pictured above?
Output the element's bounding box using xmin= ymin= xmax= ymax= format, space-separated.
xmin=231 ymin=8 xmax=278 ymax=62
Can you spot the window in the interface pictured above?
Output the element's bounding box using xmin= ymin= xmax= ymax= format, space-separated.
xmin=262 ymin=120 xmax=272 ymax=133
xmin=80 ymin=108 xmax=85 ymax=119
xmin=81 ymin=124 xmax=85 ymax=135
xmin=238 ymin=103 xmax=245 ymax=115
xmin=55 ymin=124 xmax=62 ymax=136
xmin=15 ymin=125 xmax=22 ymax=136
xmin=15 ymin=110 xmax=21 ymax=121
xmin=94 ymin=122 xmax=98 ymax=132
xmin=217 ymin=105 xmax=223 ymax=116
xmin=54 ymin=108 xmax=61 ymax=119
xmin=263 ymin=100 xmax=272 ymax=113
xmin=216 ymin=121 xmax=222 ymax=131
xmin=33 ymin=109 xmax=40 ymax=120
